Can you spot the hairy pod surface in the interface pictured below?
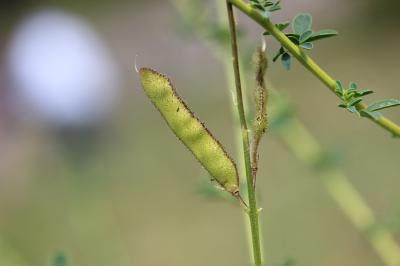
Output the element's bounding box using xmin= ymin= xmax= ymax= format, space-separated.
xmin=139 ymin=68 xmax=239 ymax=195
xmin=251 ymin=47 xmax=268 ymax=185
xmin=253 ymin=47 xmax=268 ymax=137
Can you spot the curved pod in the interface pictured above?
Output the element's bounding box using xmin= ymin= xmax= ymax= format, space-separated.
xmin=139 ymin=68 xmax=239 ymax=195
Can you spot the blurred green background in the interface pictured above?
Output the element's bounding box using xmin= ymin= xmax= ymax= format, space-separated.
xmin=0 ymin=0 xmax=399 ymax=266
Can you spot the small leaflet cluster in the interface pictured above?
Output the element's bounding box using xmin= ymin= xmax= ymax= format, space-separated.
xmin=249 ymin=0 xmax=281 ymax=18
xmin=335 ymin=81 xmax=373 ymax=114
xmin=269 ymin=14 xmax=337 ymax=70
xmin=250 ymin=3 xmax=338 ymax=70
xmin=335 ymin=81 xmax=400 ymax=121
xmin=249 ymin=2 xmax=400 ymax=126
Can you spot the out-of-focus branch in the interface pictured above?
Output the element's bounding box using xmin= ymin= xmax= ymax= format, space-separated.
xmin=270 ymin=96 xmax=400 ymax=266
xmin=171 ymin=1 xmax=400 ymax=265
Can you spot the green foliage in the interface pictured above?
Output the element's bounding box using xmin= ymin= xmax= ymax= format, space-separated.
xmin=292 ymin=14 xmax=312 ymax=35
xmin=251 ymin=0 xmax=398 ymax=129
xmin=139 ymin=68 xmax=240 ymax=196
xmin=250 ymin=0 xmax=281 ymax=18
xmin=361 ymin=99 xmax=400 ymax=120
xmin=281 ymin=52 xmax=291 ymax=70
xmin=335 ymin=81 xmax=373 ymax=114
xmin=270 ymin=13 xmax=337 ymax=70
xmin=272 ymin=47 xmax=291 ymax=70
xmin=263 ymin=21 xmax=289 ymax=35
xmin=286 ymin=13 xmax=338 ymax=47
xmin=334 ymin=81 xmax=400 ymax=120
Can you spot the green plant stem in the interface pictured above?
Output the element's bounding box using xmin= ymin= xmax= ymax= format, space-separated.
xmin=171 ymin=1 xmax=400 ymax=264
xmin=274 ymin=112 xmax=400 ymax=266
xmin=171 ymin=0 xmax=265 ymax=262
xmin=228 ymin=0 xmax=400 ymax=138
xmin=226 ymin=2 xmax=263 ymax=266
xmin=214 ymin=1 xmax=266 ymax=263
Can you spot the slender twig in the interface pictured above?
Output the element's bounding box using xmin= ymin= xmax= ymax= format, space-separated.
xmin=274 ymin=112 xmax=400 ymax=266
xmin=228 ymin=0 xmax=400 ymax=138
xmin=226 ymin=2 xmax=263 ymax=266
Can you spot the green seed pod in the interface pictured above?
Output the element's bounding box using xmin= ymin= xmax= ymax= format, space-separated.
xmin=139 ymin=68 xmax=239 ymax=195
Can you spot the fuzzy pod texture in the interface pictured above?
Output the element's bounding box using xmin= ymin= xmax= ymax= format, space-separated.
xmin=139 ymin=68 xmax=239 ymax=195
xmin=253 ymin=47 xmax=268 ymax=138
xmin=251 ymin=47 xmax=268 ymax=183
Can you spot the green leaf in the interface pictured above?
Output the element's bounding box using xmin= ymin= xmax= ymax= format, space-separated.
xmin=299 ymin=30 xmax=313 ymax=43
xmin=281 ymin=53 xmax=291 ymax=70
xmin=348 ymin=97 xmax=362 ymax=107
xmin=292 ymin=13 xmax=312 ymax=35
xmin=285 ymin=33 xmax=300 ymax=44
xmin=251 ymin=4 xmax=264 ymax=10
xmin=268 ymin=5 xmax=281 ymax=12
xmin=349 ymin=82 xmax=358 ymax=91
xmin=250 ymin=0 xmax=264 ymax=10
xmin=300 ymin=42 xmax=313 ymax=50
xmin=273 ymin=47 xmax=285 ymax=62
xmin=335 ymin=80 xmax=343 ymax=95
xmin=346 ymin=106 xmax=358 ymax=113
xmin=345 ymin=91 xmax=356 ymax=100
xmin=251 ymin=0 xmax=281 ymax=16
xmin=285 ymin=33 xmax=298 ymax=38
xmin=361 ymin=110 xmax=381 ymax=120
xmin=307 ymin=29 xmax=338 ymax=42
xmin=355 ymin=89 xmax=374 ymax=97
xmin=276 ymin=21 xmax=290 ymax=31
xmin=365 ymin=99 xmax=400 ymax=112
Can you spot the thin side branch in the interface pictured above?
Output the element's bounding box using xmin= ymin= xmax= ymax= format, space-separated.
xmin=226 ymin=2 xmax=263 ymax=266
xmin=228 ymin=0 xmax=400 ymax=137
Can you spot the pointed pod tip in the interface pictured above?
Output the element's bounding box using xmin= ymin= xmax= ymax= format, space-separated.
xmin=135 ymin=58 xmax=160 ymax=76
xmin=134 ymin=54 xmax=140 ymax=73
